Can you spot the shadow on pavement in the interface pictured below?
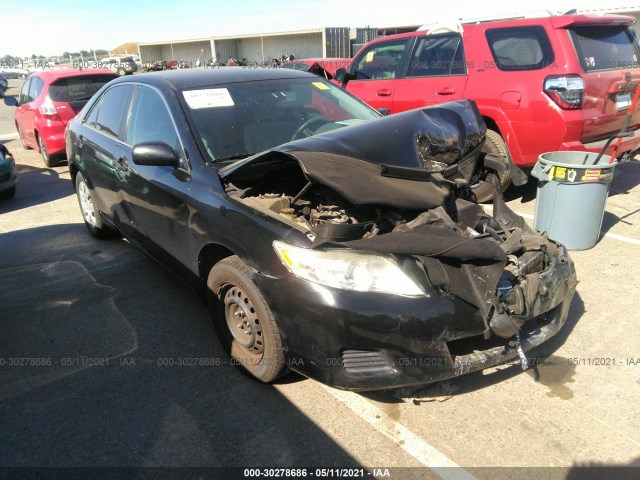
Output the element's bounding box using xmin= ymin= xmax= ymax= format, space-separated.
xmin=0 ymin=224 xmax=361 ymax=469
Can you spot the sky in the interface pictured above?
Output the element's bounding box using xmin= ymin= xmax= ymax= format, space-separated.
xmin=1 ymin=0 xmax=632 ymax=58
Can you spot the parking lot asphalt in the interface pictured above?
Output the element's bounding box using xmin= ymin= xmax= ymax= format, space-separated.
xmin=1 ymin=78 xmax=639 ymax=479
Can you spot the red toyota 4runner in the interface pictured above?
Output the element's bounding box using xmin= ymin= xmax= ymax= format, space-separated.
xmin=335 ymin=13 xmax=640 ymax=200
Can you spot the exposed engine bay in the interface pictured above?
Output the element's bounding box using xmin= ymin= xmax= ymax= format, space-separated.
xmin=220 ymin=100 xmax=577 ymax=354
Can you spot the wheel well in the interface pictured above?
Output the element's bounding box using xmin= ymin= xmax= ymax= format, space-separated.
xmin=482 ymin=117 xmax=501 ymax=135
xmin=198 ymin=244 xmax=235 ymax=282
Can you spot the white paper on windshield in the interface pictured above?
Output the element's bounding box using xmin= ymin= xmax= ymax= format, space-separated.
xmin=183 ymin=88 xmax=234 ymax=109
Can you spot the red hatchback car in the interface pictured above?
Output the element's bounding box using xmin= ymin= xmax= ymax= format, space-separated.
xmin=10 ymin=69 xmax=118 ymax=166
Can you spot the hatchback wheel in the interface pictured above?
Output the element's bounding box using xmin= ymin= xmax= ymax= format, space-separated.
xmin=471 ymin=129 xmax=512 ymax=203
xmin=207 ymin=256 xmax=287 ymax=383
xmin=38 ymin=135 xmax=58 ymax=167
xmin=17 ymin=124 xmax=32 ymax=150
xmin=75 ymin=172 xmax=114 ymax=238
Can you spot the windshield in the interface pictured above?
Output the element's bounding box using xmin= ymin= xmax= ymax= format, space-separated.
xmin=181 ymin=76 xmax=381 ymax=163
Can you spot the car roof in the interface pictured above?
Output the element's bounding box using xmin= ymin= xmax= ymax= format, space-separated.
xmin=364 ymin=13 xmax=636 ymax=44
xmin=108 ymin=67 xmax=318 ymax=90
xmin=30 ymin=68 xmax=118 ymax=81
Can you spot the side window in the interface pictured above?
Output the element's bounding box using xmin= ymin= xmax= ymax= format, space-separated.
xmin=28 ymin=77 xmax=45 ymax=101
xmin=349 ymin=39 xmax=409 ymax=80
xmin=94 ymin=84 xmax=133 ymax=139
xmin=407 ymin=34 xmax=465 ymax=77
xmin=19 ymin=79 xmax=32 ymax=104
xmin=486 ymin=26 xmax=554 ymax=71
xmin=126 ymin=86 xmax=179 ymax=152
xmin=84 ymin=96 xmax=102 ymax=127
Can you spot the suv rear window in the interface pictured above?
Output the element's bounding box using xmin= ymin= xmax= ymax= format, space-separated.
xmin=49 ymin=75 xmax=116 ymax=103
xmin=570 ymin=26 xmax=639 ymax=72
xmin=486 ymin=26 xmax=554 ymax=71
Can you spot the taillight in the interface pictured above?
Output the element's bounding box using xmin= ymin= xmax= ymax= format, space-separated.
xmin=38 ymin=97 xmax=58 ymax=116
xmin=544 ymin=75 xmax=584 ymax=109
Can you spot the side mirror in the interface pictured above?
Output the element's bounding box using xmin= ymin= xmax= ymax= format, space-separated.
xmin=377 ymin=108 xmax=390 ymax=116
xmin=334 ymin=67 xmax=348 ymax=84
xmin=4 ymin=97 xmax=18 ymax=107
xmin=132 ymin=142 xmax=179 ymax=168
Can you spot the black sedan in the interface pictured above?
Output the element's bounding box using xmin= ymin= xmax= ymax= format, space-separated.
xmin=65 ymin=68 xmax=577 ymax=391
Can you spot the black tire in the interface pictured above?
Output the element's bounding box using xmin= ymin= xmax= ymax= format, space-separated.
xmin=207 ymin=256 xmax=287 ymax=383
xmin=117 ymin=67 xmax=126 ymax=76
xmin=17 ymin=124 xmax=32 ymax=150
xmin=38 ymin=135 xmax=58 ymax=167
xmin=471 ymin=129 xmax=512 ymax=203
xmin=75 ymin=172 xmax=114 ymax=238
xmin=0 ymin=186 xmax=15 ymax=199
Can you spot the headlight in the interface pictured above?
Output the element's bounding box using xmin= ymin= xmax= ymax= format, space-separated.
xmin=273 ymin=241 xmax=426 ymax=297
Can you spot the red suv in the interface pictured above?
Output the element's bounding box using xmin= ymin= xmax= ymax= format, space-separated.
xmin=10 ymin=69 xmax=118 ymax=167
xmin=336 ymin=14 xmax=640 ymax=200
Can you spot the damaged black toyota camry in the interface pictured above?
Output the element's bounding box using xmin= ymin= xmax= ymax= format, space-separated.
xmin=66 ymin=68 xmax=577 ymax=391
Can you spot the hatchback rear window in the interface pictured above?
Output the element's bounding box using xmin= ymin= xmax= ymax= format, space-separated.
xmin=486 ymin=26 xmax=554 ymax=71
xmin=48 ymin=75 xmax=116 ymax=103
xmin=570 ymin=26 xmax=639 ymax=72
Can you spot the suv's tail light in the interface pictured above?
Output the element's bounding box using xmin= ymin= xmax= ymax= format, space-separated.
xmin=544 ymin=75 xmax=584 ymax=109
xmin=38 ymin=97 xmax=59 ymax=117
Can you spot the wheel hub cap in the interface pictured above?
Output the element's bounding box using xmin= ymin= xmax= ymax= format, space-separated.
xmin=224 ymin=287 xmax=263 ymax=354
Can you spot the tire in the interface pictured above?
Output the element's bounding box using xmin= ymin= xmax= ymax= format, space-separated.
xmin=471 ymin=129 xmax=512 ymax=203
xmin=117 ymin=67 xmax=126 ymax=76
xmin=17 ymin=124 xmax=32 ymax=150
xmin=207 ymin=256 xmax=287 ymax=383
xmin=38 ymin=135 xmax=58 ymax=167
xmin=75 ymin=172 xmax=114 ymax=238
xmin=0 ymin=186 xmax=15 ymax=199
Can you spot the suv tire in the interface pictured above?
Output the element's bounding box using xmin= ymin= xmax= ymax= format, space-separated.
xmin=472 ymin=129 xmax=512 ymax=203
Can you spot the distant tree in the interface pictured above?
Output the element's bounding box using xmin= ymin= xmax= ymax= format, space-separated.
xmin=31 ymin=54 xmax=37 ymax=59
xmin=79 ymin=50 xmax=90 ymax=57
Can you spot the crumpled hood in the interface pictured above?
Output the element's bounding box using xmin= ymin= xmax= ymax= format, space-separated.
xmin=220 ymin=100 xmax=486 ymax=210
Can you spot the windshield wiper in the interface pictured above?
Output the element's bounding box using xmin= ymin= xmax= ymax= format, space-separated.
xmin=213 ymin=153 xmax=255 ymax=163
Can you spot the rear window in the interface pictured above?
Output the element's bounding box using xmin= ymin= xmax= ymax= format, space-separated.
xmin=486 ymin=26 xmax=554 ymax=71
xmin=48 ymin=75 xmax=116 ymax=103
xmin=570 ymin=26 xmax=639 ymax=72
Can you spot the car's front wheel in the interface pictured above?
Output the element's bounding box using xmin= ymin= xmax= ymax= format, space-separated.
xmin=471 ymin=129 xmax=512 ymax=203
xmin=75 ymin=172 xmax=114 ymax=238
xmin=207 ymin=256 xmax=287 ymax=383
xmin=117 ymin=67 xmax=126 ymax=76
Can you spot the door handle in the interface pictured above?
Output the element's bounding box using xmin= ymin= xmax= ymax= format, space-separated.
xmin=436 ymin=88 xmax=455 ymax=95
xmin=376 ymin=89 xmax=392 ymax=96
xmin=115 ymin=157 xmax=129 ymax=172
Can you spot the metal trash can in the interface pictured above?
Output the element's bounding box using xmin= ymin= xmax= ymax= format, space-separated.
xmin=531 ymin=151 xmax=618 ymax=250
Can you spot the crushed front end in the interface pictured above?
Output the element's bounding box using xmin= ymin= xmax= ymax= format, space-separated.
xmin=221 ymin=100 xmax=578 ymax=390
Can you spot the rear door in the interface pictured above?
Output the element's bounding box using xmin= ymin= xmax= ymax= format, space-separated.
xmin=78 ymin=84 xmax=134 ymax=230
xmin=344 ymin=38 xmax=411 ymax=112
xmin=15 ymin=78 xmax=36 ymax=147
xmin=568 ymin=24 xmax=640 ymax=142
xmin=392 ymin=33 xmax=469 ymax=112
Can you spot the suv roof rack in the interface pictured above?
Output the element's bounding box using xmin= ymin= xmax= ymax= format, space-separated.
xmin=417 ymin=10 xmax=555 ymax=32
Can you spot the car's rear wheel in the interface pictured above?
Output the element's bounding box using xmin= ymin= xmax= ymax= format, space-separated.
xmin=75 ymin=172 xmax=114 ymax=238
xmin=17 ymin=124 xmax=32 ymax=150
xmin=471 ymin=129 xmax=512 ymax=203
xmin=38 ymin=135 xmax=58 ymax=167
xmin=117 ymin=67 xmax=126 ymax=76
xmin=207 ymin=256 xmax=287 ymax=383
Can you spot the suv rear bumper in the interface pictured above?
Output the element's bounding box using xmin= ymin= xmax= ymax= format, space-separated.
xmin=560 ymin=131 xmax=640 ymax=159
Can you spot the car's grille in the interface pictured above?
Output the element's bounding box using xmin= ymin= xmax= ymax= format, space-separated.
xmin=341 ymin=350 xmax=389 ymax=371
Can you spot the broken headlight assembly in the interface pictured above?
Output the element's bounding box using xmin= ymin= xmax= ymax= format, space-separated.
xmin=273 ymin=241 xmax=426 ymax=297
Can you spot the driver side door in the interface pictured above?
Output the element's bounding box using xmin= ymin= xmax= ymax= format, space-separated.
xmin=343 ymin=38 xmax=411 ymax=112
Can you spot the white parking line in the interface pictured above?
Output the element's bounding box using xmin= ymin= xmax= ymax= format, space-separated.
xmin=324 ymin=386 xmax=477 ymax=480
xmin=484 ymin=206 xmax=640 ymax=246
xmin=0 ymin=133 xmax=18 ymax=140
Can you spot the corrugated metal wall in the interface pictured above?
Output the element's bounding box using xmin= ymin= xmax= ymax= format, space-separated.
xmin=140 ymin=41 xmax=212 ymax=65
xmin=213 ymin=33 xmax=323 ymax=64
xmin=324 ymin=28 xmax=350 ymax=57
